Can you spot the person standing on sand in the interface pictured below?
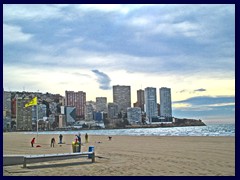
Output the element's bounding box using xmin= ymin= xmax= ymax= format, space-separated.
xmin=75 ymin=134 xmax=81 ymax=152
xmin=59 ymin=134 xmax=63 ymax=144
xmin=85 ymin=133 xmax=88 ymax=143
xmin=50 ymin=137 xmax=55 ymax=147
xmin=76 ymin=134 xmax=81 ymax=144
xmin=31 ymin=137 xmax=35 ymax=147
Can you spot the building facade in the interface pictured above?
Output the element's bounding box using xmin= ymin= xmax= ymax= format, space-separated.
xmin=160 ymin=87 xmax=172 ymax=117
xmin=59 ymin=114 xmax=66 ymax=128
xmin=85 ymin=101 xmax=95 ymax=121
xmin=3 ymin=91 xmax=11 ymax=117
xmin=65 ymin=91 xmax=86 ymax=119
xmin=96 ymin=97 xmax=107 ymax=113
xmin=113 ymin=85 xmax=131 ymax=114
xmin=15 ymin=96 xmax=32 ymax=131
xmin=3 ymin=91 xmax=12 ymax=130
xmin=136 ymin=89 xmax=145 ymax=112
xmin=32 ymin=104 xmax=47 ymax=122
xmin=127 ymin=107 xmax=141 ymax=124
xmin=108 ymin=103 xmax=119 ymax=119
xmin=144 ymin=87 xmax=158 ymax=123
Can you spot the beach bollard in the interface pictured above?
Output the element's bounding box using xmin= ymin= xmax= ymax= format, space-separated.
xmin=72 ymin=141 xmax=76 ymax=153
xmin=88 ymin=146 xmax=94 ymax=159
xmin=76 ymin=142 xmax=80 ymax=152
xmin=79 ymin=142 xmax=81 ymax=152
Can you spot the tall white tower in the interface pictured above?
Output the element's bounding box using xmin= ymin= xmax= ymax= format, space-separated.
xmin=144 ymin=87 xmax=157 ymax=123
xmin=160 ymin=87 xmax=172 ymax=117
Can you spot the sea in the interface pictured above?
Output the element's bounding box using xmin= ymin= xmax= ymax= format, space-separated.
xmin=24 ymin=123 xmax=235 ymax=137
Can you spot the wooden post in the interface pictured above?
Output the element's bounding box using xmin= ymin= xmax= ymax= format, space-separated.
xmin=23 ymin=157 xmax=27 ymax=168
xmin=92 ymin=152 xmax=95 ymax=163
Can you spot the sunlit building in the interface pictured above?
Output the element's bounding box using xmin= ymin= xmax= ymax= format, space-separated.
xmin=144 ymin=87 xmax=157 ymax=123
xmin=160 ymin=87 xmax=172 ymax=117
xmin=113 ymin=85 xmax=131 ymax=114
xmin=65 ymin=90 xmax=86 ymax=119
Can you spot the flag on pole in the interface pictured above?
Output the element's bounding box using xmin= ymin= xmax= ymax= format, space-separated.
xmin=25 ymin=97 xmax=38 ymax=107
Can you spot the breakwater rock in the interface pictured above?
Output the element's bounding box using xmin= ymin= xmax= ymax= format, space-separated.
xmin=124 ymin=118 xmax=206 ymax=129
xmin=173 ymin=118 xmax=206 ymax=127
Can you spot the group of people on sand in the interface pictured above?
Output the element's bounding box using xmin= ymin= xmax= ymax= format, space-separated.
xmin=30 ymin=133 xmax=89 ymax=147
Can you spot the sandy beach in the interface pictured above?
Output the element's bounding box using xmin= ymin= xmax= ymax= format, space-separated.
xmin=3 ymin=132 xmax=235 ymax=176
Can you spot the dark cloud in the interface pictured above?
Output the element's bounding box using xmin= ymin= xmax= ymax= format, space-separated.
xmin=173 ymin=104 xmax=234 ymax=119
xmin=194 ymin=88 xmax=206 ymax=92
xmin=173 ymin=96 xmax=235 ymax=106
xmin=178 ymin=90 xmax=187 ymax=93
xmin=3 ymin=5 xmax=234 ymax=77
xmin=92 ymin=69 xmax=111 ymax=90
xmin=172 ymin=96 xmax=235 ymax=121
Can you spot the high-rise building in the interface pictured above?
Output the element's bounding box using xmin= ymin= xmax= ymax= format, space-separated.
xmin=65 ymin=91 xmax=86 ymax=119
xmin=160 ymin=87 xmax=172 ymax=117
xmin=127 ymin=107 xmax=141 ymax=124
xmin=96 ymin=97 xmax=107 ymax=112
xmin=136 ymin=89 xmax=145 ymax=112
xmin=113 ymin=85 xmax=131 ymax=114
xmin=144 ymin=87 xmax=157 ymax=123
xmin=108 ymin=103 xmax=118 ymax=119
xmin=15 ymin=96 xmax=32 ymax=131
xmin=85 ymin=101 xmax=95 ymax=121
xmin=3 ymin=91 xmax=12 ymax=129
xmin=3 ymin=91 xmax=11 ymax=117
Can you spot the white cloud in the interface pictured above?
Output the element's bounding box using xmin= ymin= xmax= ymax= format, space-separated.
xmin=129 ymin=17 xmax=152 ymax=26
xmin=77 ymin=4 xmax=153 ymax=14
xmin=150 ymin=21 xmax=201 ymax=38
xmin=3 ymin=24 xmax=33 ymax=45
xmin=79 ymin=4 xmax=129 ymax=14
xmin=3 ymin=4 xmax=65 ymax=21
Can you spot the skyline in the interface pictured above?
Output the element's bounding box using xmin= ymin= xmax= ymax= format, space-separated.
xmin=3 ymin=4 xmax=235 ymax=123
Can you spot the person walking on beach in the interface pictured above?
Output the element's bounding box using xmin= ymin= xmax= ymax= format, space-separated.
xmin=76 ymin=133 xmax=81 ymax=144
xmin=85 ymin=133 xmax=88 ymax=143
xmin=59 ymin=134 xmax=63 ymax=144
xmin=31 ymin=137 xmax=35 ymax=147
xmin=50 ymin=137 xmax=55 ymax=147
xmin=75 ymin=134 xmax=81 ymax=152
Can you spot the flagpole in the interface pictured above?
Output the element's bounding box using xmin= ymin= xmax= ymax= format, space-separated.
xmin=36 ymin=104 xmax=39 ymax=142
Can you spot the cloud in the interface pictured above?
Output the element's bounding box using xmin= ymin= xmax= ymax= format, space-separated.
xmin=177 ymin=88 xmax=206 ymax=94
xmin=194 ymin=88 xmax=206 ymax=92
xmin=173 ymin=96 xmax=235 ymax=106
xmin=3 ymin=4 xmax=234 ymax=78
xmin=3 ymin=4 xmax=235 ymax=123
xmin=172 ymin=95 xmax=235 ymax=122
xmin=3 ymin=24 xmax=33 ymax=45
xmin=78 ymin=4 xmax=130 ymax=14
xmin=3 ymin=4 xmax=66 ymax=22
xmin=92 ymin=70 xmax=111 ymax=90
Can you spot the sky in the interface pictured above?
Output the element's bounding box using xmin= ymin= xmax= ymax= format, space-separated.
xmin=3 ymin=4 xmax=235 ymax=124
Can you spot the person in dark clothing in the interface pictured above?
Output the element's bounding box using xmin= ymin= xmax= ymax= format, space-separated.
xmin=31 ymin=137 xmax=35 ymax=147
xmin=75 ymin=134 xmax=81 ymax=152
xmin=85 ymin=133 xmax=88 ymax=143
xmin=51 ymin=137 xmax=55 ymax=147
xmin=59 ymin=134 xmax=63 ymax=144
xmin=76 ymin=134 xmax=81 ymax=144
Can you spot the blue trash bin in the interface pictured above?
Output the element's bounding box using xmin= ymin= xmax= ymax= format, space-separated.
xmin=88 ymin=146 xmax=94 ymax=158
